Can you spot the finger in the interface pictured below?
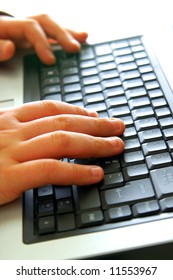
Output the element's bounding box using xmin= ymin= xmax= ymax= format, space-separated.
xmin=13 ymin=131 xmax=124 ymax=162
xmin=21 ymin=115 xmax=125 ymax=140
xmin=66 ymin=29 xmax=88 ymax=43
xmin=23 ymin=19 xmax=56 ymax=65
xmin=1 ymin=159 xmax=104 ymax=204
xmin=0 ymin=18 xmax=56 ymax=65
xmin=31 ymin=14 xmax=85 ymax=52
xmin=10 ymin=100 xmax=98 ymax=122
xmin=0 ymin=39 xmax=15 ymax=61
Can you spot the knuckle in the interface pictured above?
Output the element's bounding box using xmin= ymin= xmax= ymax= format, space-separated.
xmin=56 ymin=115 xmax=73 ymax=131
xmin=40 ymin=100 xmax=58 ymax=114
xmin=93 ymin=137 xmax=104 ymax=153
xmin=25 ymin=18 xmax=38 ymax=28
xmin=41 ymin=160 xmax=57 ymax=182
xmin=51 ymin=130 xmax=71 ymax=150
xmin=39 ymin=13 xmax=50 ymax=21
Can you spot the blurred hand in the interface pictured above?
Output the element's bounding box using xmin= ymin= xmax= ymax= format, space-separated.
xmin=0 ymin=13 xmax=88 ymax=64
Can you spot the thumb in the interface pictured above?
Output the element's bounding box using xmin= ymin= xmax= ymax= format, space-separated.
xmin=0 ymin=39 xmax=16 ymax=62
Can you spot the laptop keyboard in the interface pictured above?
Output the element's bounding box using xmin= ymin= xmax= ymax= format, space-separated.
xmin=23 ymin=36 xmax=173 ymax=244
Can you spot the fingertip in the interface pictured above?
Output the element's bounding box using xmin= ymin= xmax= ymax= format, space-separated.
xmin=77 ymin=31 xmax=88 ymax=43
xmin=110 ymin=118 xmax=126 ymax=136
xmin=90 ymin=166 xmax=104 ymax=181
xmin=0 ymin=40 xmax=16 ymax=62
xmin=109 ymin=137 xmax=125 ymax=155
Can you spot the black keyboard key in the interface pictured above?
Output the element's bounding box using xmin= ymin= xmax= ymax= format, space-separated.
xmin=167 ymin=140 xmax=173 ymax=152
xmin=142 ymin=140 xmax=167 ymax=156
xmin=123 ymin=78 xmax=143 ymax=90
xmin=42 ymin=85 xmax=61 ymax=96
xmin=142 ymin=72 xmax=156 ymax=82
xmin=41 ymin=77 xmax=60 ymax=87
xmin=81 ymin=67 xmax=98 ymax=77
xmin=123 ymin=126 xmax=137 ymax=139
xmin=150 ymin=166 xmax=173 ymax=199
xmin=43 ymin=93 xmax=62 ymax=101
xmin=159 ymin=117 xmax=173 ymax=129
xmin=56 ymin=198 xmax=73 ymax=214
xmin=73 ymin=186 xmax=101 ymax=213
xmin=152 ymin=97 xmax=167 ymax=108
xmin=80 ymin=59 xmax=96 ymax=68
xmin=145 ymin=80 xmax=160 ymax=90
xmin=132 ymin=200 xmax=160 ymax=217
xmin=104 ymin=205 xmax=132 ymax=222
xmin=55 ymin=186 xmax=73 ymax=214
xmin=77 ymin=210 xmax=103 ymax=227
xmin=83 ymin=84 xmax=102 ymax=95
xmin=38 ymin=200 xmax=54 ymax=216
xmin=84 ymin=93 xmax=104 ymax=105
xmin=37 ymin=185 xmax=53 ymax=200
xmin=134 ymin=51 xmax=147 ymax=59
xmin=102 ymin=78 xmax=122 ymax=89
xmin=108 ymin=106 xmax=130 ymax=117
xmin=136 ymin=58 xmax=150 ymax=66
xmin=123 ymin=163 xmax=148 ymax=181
xmin=100 ymin=172 xmax=124 ymax=190
xmin=146 ymin=152 xmax=172 ymax=169
xmin=160 ymin=197 xmax=173 ymax=212
xmin=135 ymin=117 xmax=158 ymax=132
xmin=40 ymin=68 xmax=59 ymax=79
xmin=62 ymin=67 xmax=78 ymax=76
xmin=98 ymin=62 xmax=116 ymax=71
xmin=38 ymin=216 xmax=55 ymax=234
xmin=99 ymin=158 xmax=120 ymax=174
xmin=120 ymin=69 xmax=140 ymax=81
xmin=106 ymin=96 xmax=127 ymax=108
xmin=80 ymin=47 xmax=95 ymax=60
xmin=95 ymin=43 xmax=112 ymax=55
xmin=63 ymin=75 xmax=80 ymax=84
xmin=163 ymin=128 xmax=173 ymax=140
xmin=138 ymin=128 xmax=162 ymax=144
xmin=124 ymin=138 xmax=140 ymax=151
xmin=131 ymin=107 xmax=154 ymax=120
xmin=64 ymin=83 xmax=81 ymax=93
xmin=155 ymin=107 xmax=171 ymax=118
xmin=57 ymin=213 xmax=75 ymax=231
xmin=100 ymin=69 xmax=119 ymax=80
xmin=125 ymin=87 xmax=147 ymax=100
xmin=121 ymin=150 xmax=144 ymax=167
xmin=113 ymin=47 xmax=132 ymax=56
xmin=129 ymin=97 xmax=150 ymax=110
xmin=64 ymin=92 xmax=82 ymax=103
xmin=86 ymin=102 xmax=106 ymax=112
xmin=117 ymin=62 xmax=137 ymax=72
xmin=148 ymin=89 xmax=163 ymax=99
xmin=54 ymin=186 xmax=72 ymax=199
xmin=116 ymin=54 xmax=134 ymax=64
xmin=101 ymin=178 xmax=155 ymax=209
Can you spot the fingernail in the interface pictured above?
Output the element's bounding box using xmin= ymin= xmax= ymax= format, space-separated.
xmin=90 ymin=167 xmax=103 ymax=179
xmin=87 ymin=110 xmax=99 ymax=117
xmin=109 ymin=137 xmax=125 ymax=153
xmin=45 ymin=49 xmax=56 ymax=65
xmin=110 ymin=118 xmax=125 ymax=133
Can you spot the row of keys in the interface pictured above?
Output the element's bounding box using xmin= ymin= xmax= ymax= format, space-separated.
xmin=36 ymin=166 xmax=173 ymax=218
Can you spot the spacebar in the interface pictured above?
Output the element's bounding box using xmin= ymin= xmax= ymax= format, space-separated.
xmin=101 ymin=178 xmax=155 ymax=209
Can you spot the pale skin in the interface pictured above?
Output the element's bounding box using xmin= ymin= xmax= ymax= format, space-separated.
xmin=0 ymin=14 xmax=125 ymax=205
